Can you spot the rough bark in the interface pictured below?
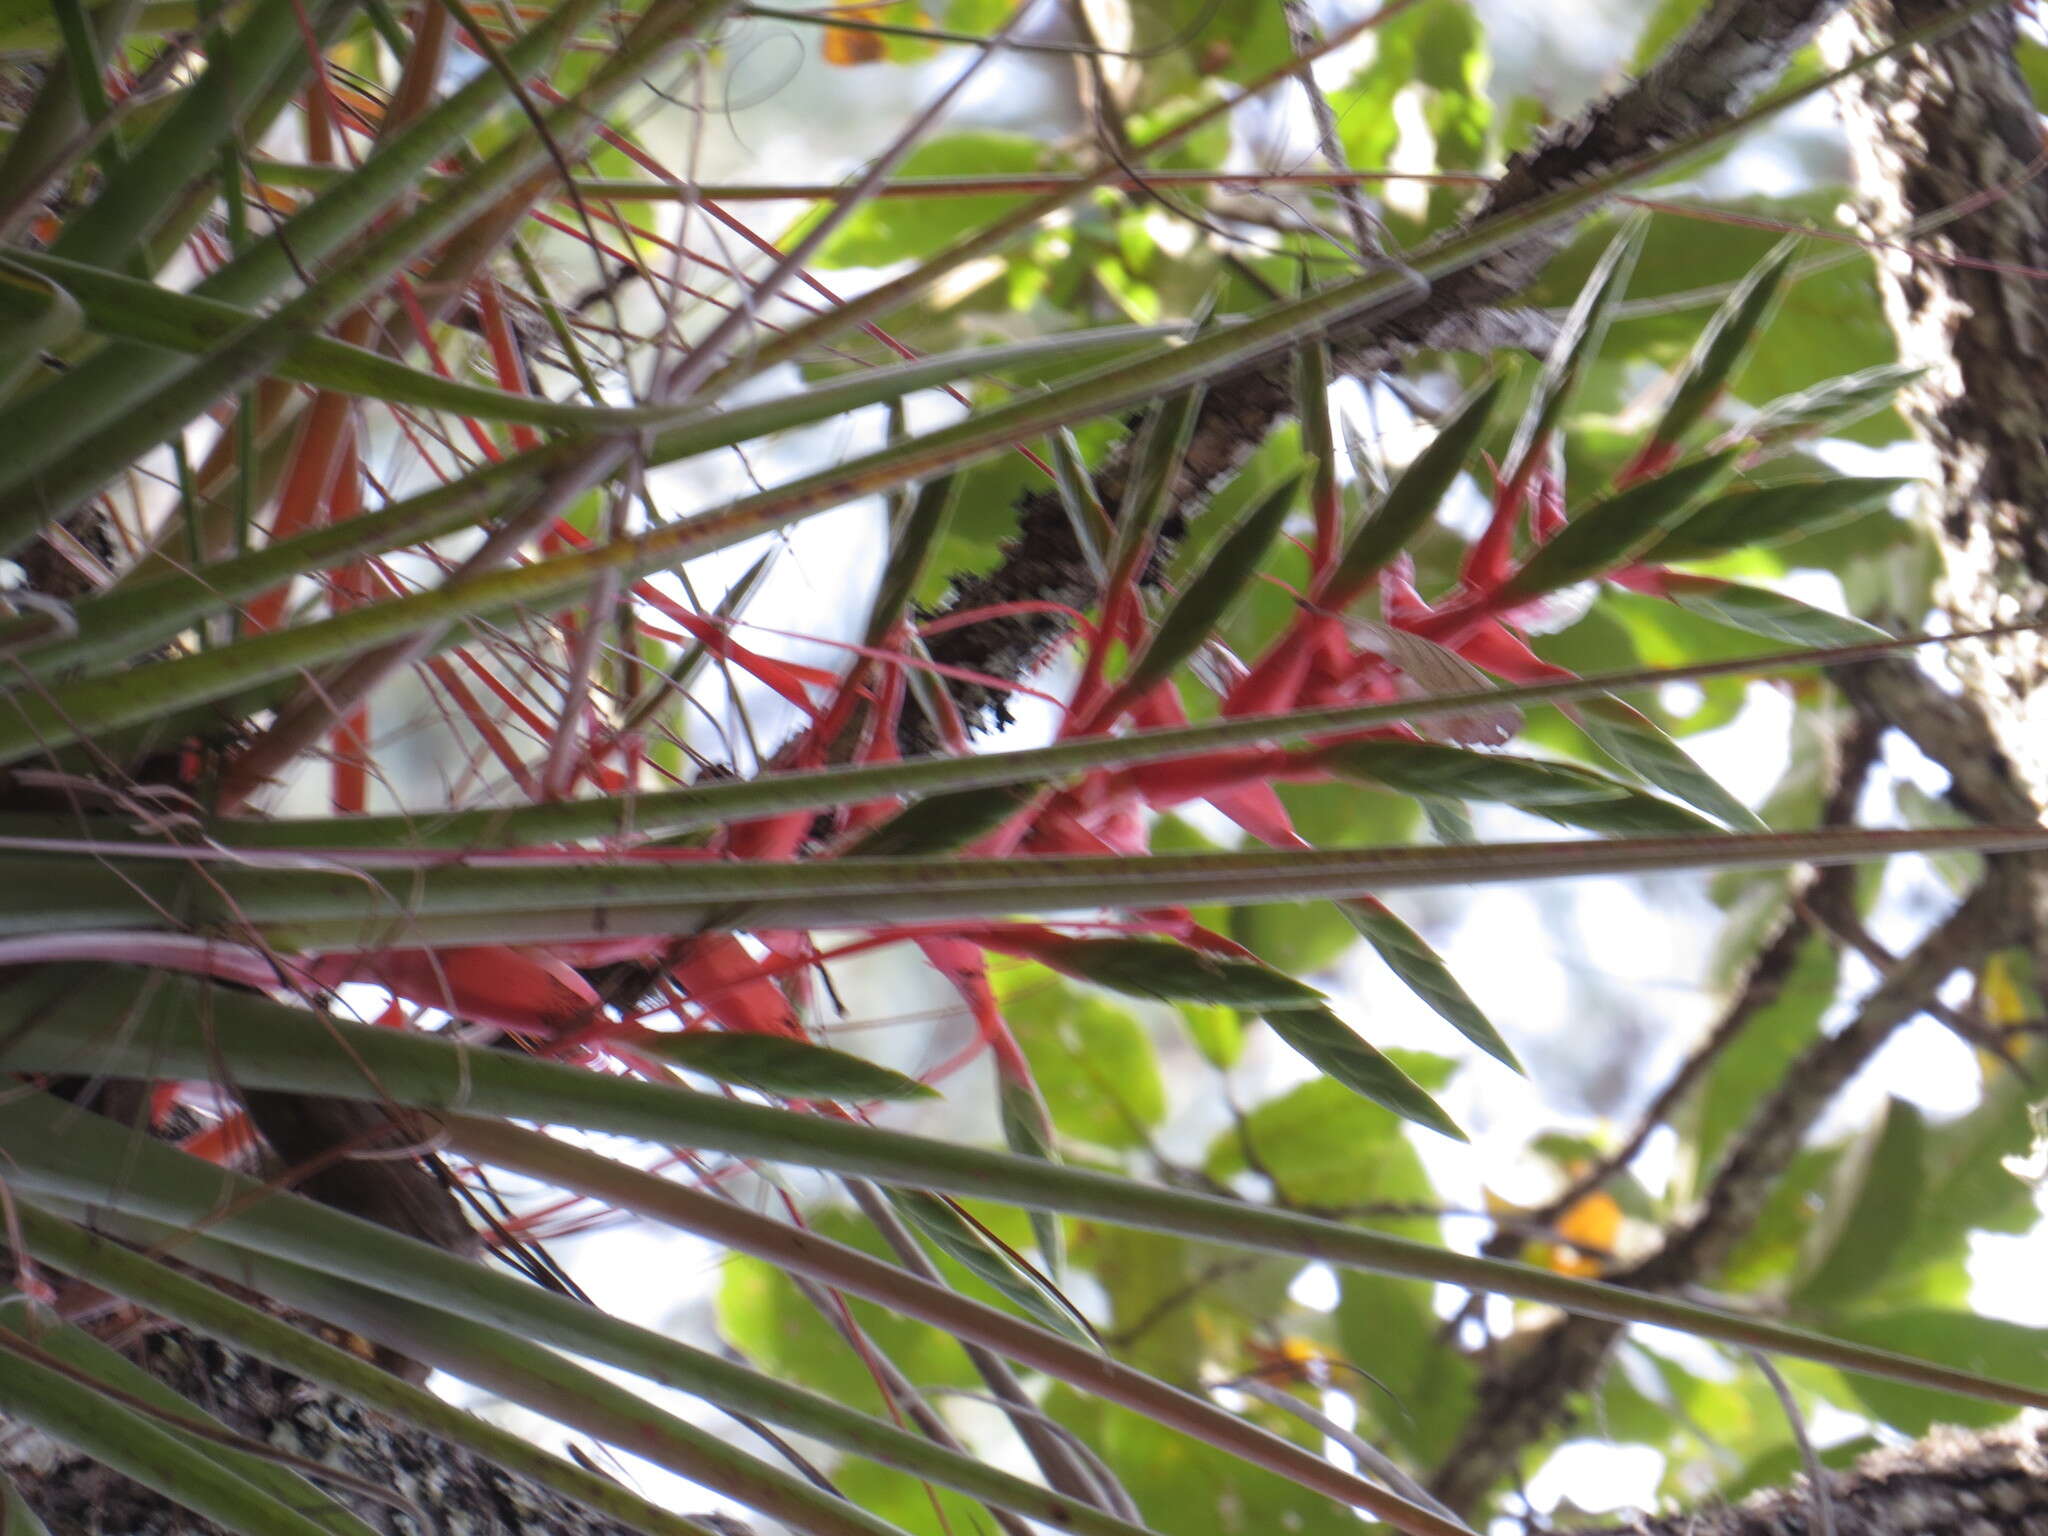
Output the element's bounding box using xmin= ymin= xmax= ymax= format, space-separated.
xmin=4 ymin=1329 xmax=652 ymax=1536
xmin=1823 ymin=0 xmax=2048 ymax=978
xmin=0 ymin=1091 xmax=663 ymax=1536
xmin=1578 ymin=1415 xmax=2048 ymax=1536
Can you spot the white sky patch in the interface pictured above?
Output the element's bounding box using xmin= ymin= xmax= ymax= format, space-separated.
xmin=1525 ymin=1440 xmax=1665 ymax=1513
xmin=1385 ymin=85 xmax=1438 ymax=224
xmin=1288 ymin=1261 xmax=1341 ymax=1313
xmin=1971 ymin=1222 xmax=2048 ymax=1326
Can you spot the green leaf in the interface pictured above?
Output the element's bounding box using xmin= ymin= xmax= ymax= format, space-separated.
xmin=1644 ymin=477 xmax=1909 ymax=563
xmin=819 ymin=132 xmax=1041 ymax=267
xmin=1525 ymin=195 xmax=1899 ymax=444
xmin=1721 ymin=1435 xmax=1879 ymax=1505
xmin=1261 ymin=1006 xmax=1466 ymax=1140
xmin=11 ymin=973 xmax=2048 ymax=1414
xmin=1791 ymin=1096 xmax=1925 ymax=1309
xmin=1323 ymin=739 xmax=1720 ymax=837
xmin=1869 ymin=1036 xmax=2048 ymax=1307
xmin=1001 ymin=968 xmax=1166 ymax=1150
xmin=1045 ymin=1387 xmax=1359 ymax=1536
xmin=1656 ymin=572 xmax=1891 ymax=647
xmin=1012 ymin=935 xmax=1325 ymax=1010
xmin=886 ymin=1188 xmax=1096 ymax=1345
xmin=1631 ymin=0 xmax=1708 ymax=70
xmin=1231 ymin=898 xmax=1362 ymax=978
xmin=1499 ymin=451 xmax=1741 ymax=600
xmin=845 ymin=784 xmax=1036 ymax=857
xmin=1649 ymin=237 xmax=1799 ymax=450
xmin=1340 ymin=900 xmax=1521 ymax=1073
xmin=1205 ymin=1071 xmax=1447 ymax=1207
xmin=1324 ymin=375 xmax=1503 ymax=605
xmin=636 ymin=1032 xmax=937 ymax=1102
xmin=1178 ymin=1001 xmax=1246 ymax=1069
xmin=1336 ymin=1272 xmax=1478 ymax=1467
xmin=998 ymin=1071 xmax=1066 ymax=1280
xmin=1573 ymin=693 xmax=1768 ymax=832
xmin=1742 ymin=363 xmax=1923 ymax=451
xmin=3 ymin=249 xmax=1165 ymax=440
xmin=1683 ymin=924 xmax=1840 ymax=1179
xmin=1115 ymin=473 xmax=1300 ymax=701
xmin=10 ymin=1207 xmax=722 ymax=1536
xmin=1832 ymin=1311 xmax=2048 ymax=1433
xmin=0 ymin=258 xmax=81 ymax=396
xmin=1503 ymin=216 xmax=1645 ymax=489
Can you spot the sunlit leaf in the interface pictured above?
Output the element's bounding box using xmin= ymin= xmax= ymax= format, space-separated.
xmin=1261 ymin=1006 xmax=1466 ymax=1141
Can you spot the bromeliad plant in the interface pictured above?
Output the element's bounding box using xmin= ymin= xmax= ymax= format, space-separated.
xmin=2 ymin=1 xmax=2047 ymax=1533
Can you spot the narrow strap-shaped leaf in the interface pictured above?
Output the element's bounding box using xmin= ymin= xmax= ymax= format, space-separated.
xmin=841 ymin=784 xmax=1038 ymax=857
xmin=1502 ymin=214 xmax=1646 ymax=490
xmin=885 ymin=1187 xmax=1097 ymax=1345
xmin=9 ymin=1207 xmax=744 ymax=1536
xmin=1657 ymin=571 xmax=1893 ymax=647
xmin=1650 ymin=235 xmax=1799 ymax=450
xmin=1741 ymin=362 xmax=1921 ymax=449
xmin=1421 ymin=797 xmax=1479 ymax=845
xmin=1295 ymin=335 xmax=1340 ymax=559
xmin=11 ymin=966 xmax=2048 ymax=1417
xmin=0 ymin=253 xmax=1168 ymax=437
xmin=867 ymin=471 xmax=962 ymax=646
xmin=46 ymin=0 xmax=353 ymax=269
xmin=1262 ymin=1004 xmax=1467 ymax=1139
xmin=637 ymin=1031 xmax=937 ymax=1101
xmin=0 ymin=1101 xmax=1175 ymax=1536
xmin=1111 ymin=473 xmax=1301 ymax=705
xmin=1322 ymin=375 xmax=1504 ymax=607
xmin=1104 ymin=379 xmax=1206 ymax=595
xmin=986 ymin=933 xmax=1324 ymax=1010
xmin=1572 ymin=693 xmax=1768 ymax=833
xmin=1340 ymin=898 xmax=1521 ymax=1073
xmin=1050 ymin=427 xmax=1113 ymax=583
xmin=194 ymin=623 xmax=1960 ymax=854
xmin=1497 ymin=450 xmax=1741 ymax=601
xmin=0 ymin=1083 xmax=1445 ymax=1536
xmin=999 ymin=1071 xmax=1066 ymax=1282
xmin=1321 ymin=739 xmax=1720 ymax=836
xmin=0 ymin=258 xmax=80 ymax=396
xmin=1642 ymin=476 xmax=1908 ymax=564
xmin=0 ymin=0 xmax=711 ymax=539
xmin=24 ymin=1205 xmax=935 ymax=1536
xmin=24 ymin=824 xmax=2048 ymax=945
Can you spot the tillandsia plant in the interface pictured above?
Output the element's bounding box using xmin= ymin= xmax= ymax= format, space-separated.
xmin=4 ymin=0 xmax=2048 ymax=1533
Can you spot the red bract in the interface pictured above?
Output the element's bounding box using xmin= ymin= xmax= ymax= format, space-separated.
xmin=304 ymin=945 xmax=601 ymax=1035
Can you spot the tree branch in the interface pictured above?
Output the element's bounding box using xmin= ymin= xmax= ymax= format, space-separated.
xmin=1427 ymin=871 xmax=2019 ymax=1514
xmin=913 ymin=0 xmax=1852 ymax=744
xmin=1572 ymin=1415 xmax=2048 ymax=1536
xmin=1823 ymin=0 xmax=2048 ymax=979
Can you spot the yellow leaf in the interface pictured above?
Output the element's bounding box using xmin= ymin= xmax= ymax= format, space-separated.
xmin=1983 ymin=950 xmax=2030 ymax=1026
xmin=822 ymin=3 xmax=888 ymax=64
xmin=1547 ymin=1189 xmax=1621 ymax=1276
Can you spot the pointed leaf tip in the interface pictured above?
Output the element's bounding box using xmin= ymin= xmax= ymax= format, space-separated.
xmin=1262 ymin=1005 xmax=1468 ymax=1140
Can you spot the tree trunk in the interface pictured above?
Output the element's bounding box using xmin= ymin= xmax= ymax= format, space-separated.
xmin=1579 ymin=1415 xmax=2048 ymax=1535
xmin=1822 ymin=0 xmax=2048 ymax=977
